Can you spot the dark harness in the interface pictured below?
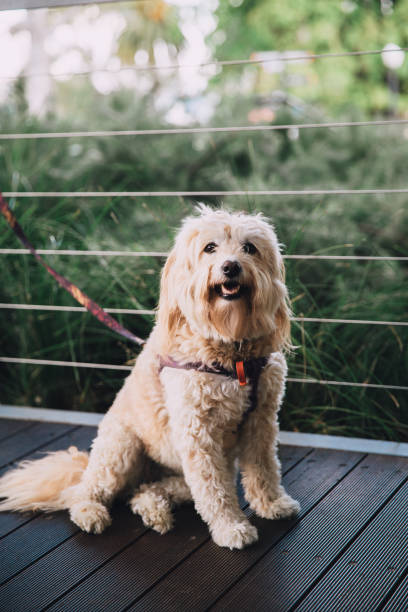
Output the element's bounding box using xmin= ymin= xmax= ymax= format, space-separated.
xmin=159 ymin=355 xmax=269 ymax=430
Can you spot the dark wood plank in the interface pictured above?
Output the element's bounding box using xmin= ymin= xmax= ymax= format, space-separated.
xmin=51 ymin=448 xmax=361 ymax=612
xmin=0 ymin=421 xmax=77 ymax=468
xmin=295 ymin=479 xmax=408 ymax=611
xmin=2 ymin=446 xmax=312 ymax=611
xmin=0 ymin=426 xmax=97 ymax=539
xmin=0 ymin=506 xmax=146 ymax=612
xmin=210 ymin=455 xmax=408 ymax=612
xmin=278 ymin=444 xmax=313 ymax=472
xmin=381 ymin=573 xmax=408 ymax=611
xmin=0 ymin=419 xmax=34 ymax=443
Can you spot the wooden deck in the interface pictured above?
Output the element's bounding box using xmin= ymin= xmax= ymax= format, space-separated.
xmin=0 ymin=416 xmax=407 ymax=612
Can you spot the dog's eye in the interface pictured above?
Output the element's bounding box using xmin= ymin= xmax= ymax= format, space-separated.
xmin=203 ymin=242 xmax=217 ymax=253
xmin=243 ymin=242 xmax=257 ymax=255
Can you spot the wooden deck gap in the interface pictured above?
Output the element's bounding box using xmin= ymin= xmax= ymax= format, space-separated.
xmin=290 ymin=473 xmax=408 ymax=611
xmin=378 ymin=568 xmax=408 ymax=611
xmin=279 ymin=446 xmax=315 ymax=474
xmin=0 ymin=513 xmax=39 ymax=544
xmin=0 ymin=421 xmax=36 ymax=445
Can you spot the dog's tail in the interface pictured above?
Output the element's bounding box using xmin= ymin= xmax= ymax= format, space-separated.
xmin=0 ymin=446 xmax=89 ymax=513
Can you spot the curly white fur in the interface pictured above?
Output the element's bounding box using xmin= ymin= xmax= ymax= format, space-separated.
xmin=0 ymin=205 xmax=299 ymax=549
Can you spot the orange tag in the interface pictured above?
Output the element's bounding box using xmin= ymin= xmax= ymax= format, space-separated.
xmin=235 ymin=361 xmax=246 ymax=386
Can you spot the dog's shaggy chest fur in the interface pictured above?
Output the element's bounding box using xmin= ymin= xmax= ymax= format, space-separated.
xmin=0 ymin=206 xmax=300 ymax=549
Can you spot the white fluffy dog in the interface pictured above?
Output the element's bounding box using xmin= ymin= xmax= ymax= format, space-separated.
xmin=0 ymin=205 xmax=299 ymax=549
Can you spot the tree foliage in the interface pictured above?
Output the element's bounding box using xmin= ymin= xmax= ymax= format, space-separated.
xmin=209 ymin=0 xmax=408 ymax=114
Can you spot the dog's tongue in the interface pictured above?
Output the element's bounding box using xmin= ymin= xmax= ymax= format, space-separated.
xmin=222 ymin=282 xmax=240 ymax=295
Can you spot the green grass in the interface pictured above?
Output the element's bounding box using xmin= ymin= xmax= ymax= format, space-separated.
xmin=0 ymin=89 xmax=407 ymax=441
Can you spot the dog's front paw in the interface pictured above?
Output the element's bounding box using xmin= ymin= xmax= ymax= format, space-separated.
xmin=130 ymin=490 xmax=174 ymax=534
xmin=69 ymin=500 xmax=112 ymax=534
xmin=211 ymin=519 xmax=258 ymax=549
xmin=252 ymin=494 xmax=300 ymax=520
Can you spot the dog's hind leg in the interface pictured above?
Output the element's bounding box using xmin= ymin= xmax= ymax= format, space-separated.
xmin=68 ymin=414 xmax=144 ymax=534
xmin=130 ymin=475 xmax=192 ymax=534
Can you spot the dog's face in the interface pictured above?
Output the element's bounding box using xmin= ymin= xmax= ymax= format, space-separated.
xmin=158 ymin=206 xmax=291 ymax=349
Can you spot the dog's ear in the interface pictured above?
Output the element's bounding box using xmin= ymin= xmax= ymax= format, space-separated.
xmin=272 ymin=259 xmax=292 ymax=353
xmin=156 ymin=250 xmax=182 ymax=352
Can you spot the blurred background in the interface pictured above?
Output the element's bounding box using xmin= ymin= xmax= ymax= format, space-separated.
xmin=0 ymin=0 xmax=407 ymax=441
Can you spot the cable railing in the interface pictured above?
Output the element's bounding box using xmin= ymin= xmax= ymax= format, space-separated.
xmin=1 ymin=249 xmax=407 ymax=261
xmin=0 ymin=303 xmax=154 ymax=315
xmin=1 ymin=357 xmax=407 ymax=391
xmin=0 ymin=249 xmax=408 ymax=261
xmin=0 ymin=249 xmax=169 ymax=257
xmin=2 ymin=46 xmax=407 ymax=81
xmin=4 ymin=188 xmax=408 ymax=197
xmin=0 ymin=303 xmax=407 ymax=328
xmin=2 ymin=119 xmax=408 ymax=140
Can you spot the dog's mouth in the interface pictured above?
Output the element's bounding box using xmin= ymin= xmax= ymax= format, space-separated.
xmin=214 ymin=281 xmax=245 ymax=301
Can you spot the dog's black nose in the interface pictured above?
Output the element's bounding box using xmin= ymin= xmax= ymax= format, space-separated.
xmin=222 ymin=260 xmax=241 ymax=278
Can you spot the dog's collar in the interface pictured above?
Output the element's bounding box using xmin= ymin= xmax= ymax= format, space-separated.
xmin=158 ymin=354 xmax=269 ymax=429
